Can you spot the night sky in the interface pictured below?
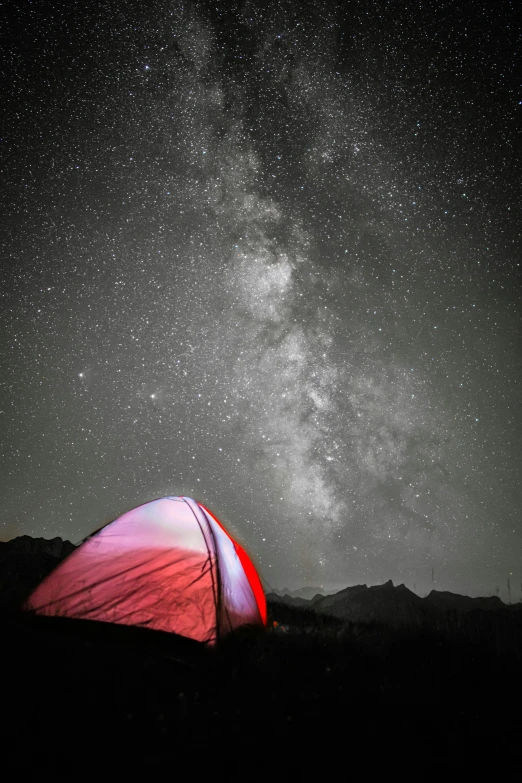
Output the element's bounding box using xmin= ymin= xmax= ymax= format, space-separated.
xmin=1 ymin=0 xmax=520 ymax=599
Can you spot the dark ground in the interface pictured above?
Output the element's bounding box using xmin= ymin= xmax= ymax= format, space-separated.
xmin=1 ymin=598 xmax=520 ymax=775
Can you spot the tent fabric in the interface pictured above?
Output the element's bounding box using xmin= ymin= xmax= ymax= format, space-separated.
xmin=25 ymin=496 xmax=266 ymax=644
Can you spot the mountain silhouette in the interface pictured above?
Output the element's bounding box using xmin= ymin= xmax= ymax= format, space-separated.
xmin=267 ymin=579 xmax=511 ymax=628
xmin=0 ymin=535 xmax=76 ymax=609
xmin=273 ymin=585 xmax=328 ymax=600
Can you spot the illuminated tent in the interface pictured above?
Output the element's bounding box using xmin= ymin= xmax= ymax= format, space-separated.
xmin=25 ymin=496 xmax=266 ymax=644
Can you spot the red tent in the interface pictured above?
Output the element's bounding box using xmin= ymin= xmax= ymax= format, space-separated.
xmin=25 ymin=496 xmax=266 ymax=644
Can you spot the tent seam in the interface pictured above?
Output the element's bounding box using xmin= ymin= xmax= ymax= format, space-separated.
xmin=181 ymin=498 xmax=221 ymax=644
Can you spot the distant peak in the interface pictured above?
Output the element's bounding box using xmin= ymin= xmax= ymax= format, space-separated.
xmin=1 ymin=535 xmax=76 ymax=558
xmin=370 ymin=579 xmax=395 ymax=590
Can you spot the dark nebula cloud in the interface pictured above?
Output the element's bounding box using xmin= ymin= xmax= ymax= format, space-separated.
xmin=1 ymin=0 xmax=520 ymax=598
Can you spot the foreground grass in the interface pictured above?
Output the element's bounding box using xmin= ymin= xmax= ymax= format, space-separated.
xmin=1 ymin=599 xmax=520 ymax=773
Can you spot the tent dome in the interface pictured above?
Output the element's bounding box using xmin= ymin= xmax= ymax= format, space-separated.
xmin=25 ymin=496 xmax=266 ymax=644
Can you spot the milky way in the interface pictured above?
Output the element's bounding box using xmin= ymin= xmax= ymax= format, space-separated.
xmin=1 ymin=0 xmax=520 ymax=598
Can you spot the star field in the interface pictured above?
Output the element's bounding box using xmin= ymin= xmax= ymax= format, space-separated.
xmin=1 ymin=0 xmax=520 ymax=599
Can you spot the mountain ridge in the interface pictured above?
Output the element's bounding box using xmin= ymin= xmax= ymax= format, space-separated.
xmin=0 ymin=535 xmax=77 ymax=609
xmin=267 ymin=578 xmax=517 ymax=628
xmin=0 ymin=535 xmax=517 ymax=622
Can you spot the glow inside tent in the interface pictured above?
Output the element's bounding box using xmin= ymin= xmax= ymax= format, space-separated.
xmin=25 ymin=496 xmax=267 ymax=644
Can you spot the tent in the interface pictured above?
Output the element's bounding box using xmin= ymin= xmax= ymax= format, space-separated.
xmin=25 ymin=496 xmax=266 ymax=644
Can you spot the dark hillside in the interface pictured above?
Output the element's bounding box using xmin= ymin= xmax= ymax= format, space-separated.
xmin=0 ymin=536 xmax=76 ymax=610
xmin=1 ymin=539 xmax=520 ymax=773
xmin=1 ymin=599 xmax=520 ymax=773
